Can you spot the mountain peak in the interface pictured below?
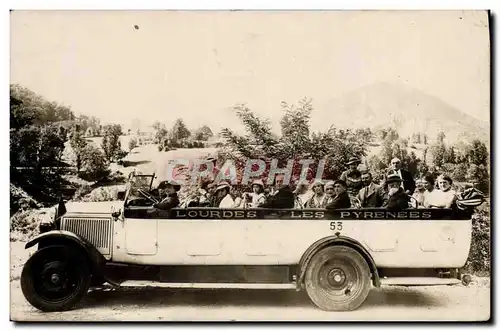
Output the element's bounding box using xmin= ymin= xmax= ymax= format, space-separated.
xmin=315 ymin=82 xmax=488 ymax=143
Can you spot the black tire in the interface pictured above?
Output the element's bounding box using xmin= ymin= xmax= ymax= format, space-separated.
xmin=305 ymin=245 xmax=371 ymax=311
xmin=21 ymin=245 xmax=91 ymax=312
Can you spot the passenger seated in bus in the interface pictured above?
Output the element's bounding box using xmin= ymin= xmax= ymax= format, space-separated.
xmin=293 ymin=180 xmax=312 ymax=209
xmin=381 ymin=174 xmax=409 ymax=210
xmin=325 ymin=180 xmax=351 ymax=209
xmin=421 ymin=174 xmax=436 ymax=208
xmin=202 ymin=182 xmax=216 ymax=207
xmin=153 ymin=180 xmax=181 ymax=210
xmin=260 ymin=175 xmax=295 ymax=209
xmin=243 ymin=179 xmax=267 ymax=208
xmin=386 ymin=157 xmax=416 ymax=195
xmin=305 ymin=180 xmax=327 ymax=208
xmin=340 ymin=157 xmax=363 ymax=198
xmin=152 ymin=181 xmax=168 ymax=202
xmin=426 ymin=174 xmax=457 ymax=208
xmin=356 ymin=171 xmax=384 ymax=208
xmin=323 ymin=181 xmax=335 ymax=205
xmin=214 ymin=181 xmax=234 ymax=208
xmin=230 ymin=186 xmax=245 ymax=208
xmin=411 ymin=179 xmax=426 ymax=208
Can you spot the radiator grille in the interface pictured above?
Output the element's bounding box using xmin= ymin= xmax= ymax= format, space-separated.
xmin=61 ymin=217 xmax=113 ymax=255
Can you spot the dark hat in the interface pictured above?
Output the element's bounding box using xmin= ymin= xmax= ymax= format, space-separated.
xmin=158 ymin=180 xmax=181 ymax=191
xmin=333 ymin=179 xmax=347 ymax=188
xmin=386 ymin=173 xmax=403 ymax=184
xmin=346 ymin=157 xmax=361 ymax=165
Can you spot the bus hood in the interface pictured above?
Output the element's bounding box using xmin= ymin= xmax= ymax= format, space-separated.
xmin=64 ymin=201 xmax=124 ymax=215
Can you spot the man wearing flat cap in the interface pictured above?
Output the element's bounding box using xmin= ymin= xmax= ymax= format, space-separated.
xmin=325 ymin=180 xmax=352 ymax=209
xmin=382 ymin=173 xmax=410 ymax=210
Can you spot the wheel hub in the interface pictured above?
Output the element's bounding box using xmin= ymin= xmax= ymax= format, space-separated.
xmin=50 ymin=273 xmax=61 ymax=285
xmin=327 ymin=268 xmax=346 ymax=287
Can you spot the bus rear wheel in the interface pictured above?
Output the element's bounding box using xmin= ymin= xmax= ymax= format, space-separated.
xmin=305 ymin=245 xmax=371 ymax=311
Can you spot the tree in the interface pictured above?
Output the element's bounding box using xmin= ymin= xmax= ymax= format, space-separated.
xmin=152 ymin=121 xmax=165 ymax=132
xmin=170 ymin=119 xmax=191 ymax=142
xmin=466 ymin=164 xmax=490 ymax=194
xmin=466 ymin=139 xmax=488 ymax=166
xmin=452 ymin=163 xmax=468 ymax=182
xmin=219 ymin=98 xmax=370 ymax=183
xmin=128 ymin=137 xmax=138 ymax=152
xmin=193 ymin=125 xmax=214 ymax=141
xmin=80 ymin=144 xmax=110 ymax=181
xmin=11 ymin=123 xmax=67 ymax=175
xmin=10 ymin=95 xmax=36 ymax=130
xmin=10 ymin=84 xmax=75 ymax=127
xmin=367 ymin=155 xmax=386 ymax=183
xmin=406 ymin=151 xmax=420 ymax=177
xmin=101 ymin=124 xmax=123 ymax=162
xmin=154 ymin=128 xmax=169 ymax=145
xmin=69 ymin=125 xmax=88 ymax=172
xmin=412 ymin=132 xmax=422 ymax=144
xmin=430 ymin=139 xmax=446 ymax=168
xmin=444 ymin=146 xmax=456 ymax=164
xmin=437 ymin=131 xmax=446 ymax=144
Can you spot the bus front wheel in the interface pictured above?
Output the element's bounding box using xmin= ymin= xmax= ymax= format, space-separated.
xmin=305 ymin=245 xmax=371 ymax=311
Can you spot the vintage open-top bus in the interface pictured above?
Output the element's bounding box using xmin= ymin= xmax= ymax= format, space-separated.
xmin=20 ymin=171 xmax=482 ymax=312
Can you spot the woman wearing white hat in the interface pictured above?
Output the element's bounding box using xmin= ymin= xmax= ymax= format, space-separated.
xmin=305 ymin=180 xmax=327 ymax=208
xmin=244 ymin=179 xmax=267 ymax=208
xmin=293 ymin=180 xmax=312 ymax=209
xmin=214 ymin=181 xmax=235 ymax=208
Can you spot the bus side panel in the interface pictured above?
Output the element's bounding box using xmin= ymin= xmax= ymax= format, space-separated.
xmin=112 ymin=218 xmax=471 ymax=268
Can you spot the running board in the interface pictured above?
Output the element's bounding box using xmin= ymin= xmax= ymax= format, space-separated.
xmin=118 ymin=280 xmax=297 ymax=289
xmin=380 ymin=277 xmax=461 ymax=286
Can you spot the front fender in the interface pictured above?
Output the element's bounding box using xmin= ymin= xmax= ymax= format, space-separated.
xmin=25 ymin=230 xmax=106 ymax=275
xmin=297 ymin=235 xmax=380 ymax=289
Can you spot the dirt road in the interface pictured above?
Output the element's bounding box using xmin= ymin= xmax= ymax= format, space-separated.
xmin=9 ymin=243 xmax=490 ymax=322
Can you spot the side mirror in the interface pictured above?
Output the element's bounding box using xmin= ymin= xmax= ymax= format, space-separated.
xmin=117 ymin=190 xmax=126 ymax=200
xmin=112 ymin=210 xmax=121 ymax=218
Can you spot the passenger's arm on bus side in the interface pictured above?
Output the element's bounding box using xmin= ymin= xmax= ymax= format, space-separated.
xmin=445 ymin=192 xmax=458 ymax=209
xmin=355 ymin=189 xmax=363 ymax=207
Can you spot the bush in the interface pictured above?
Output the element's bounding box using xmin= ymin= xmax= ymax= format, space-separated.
xmin=80 ymin=186 xmax=122 ymax=202
xmin=466 ymin=164 xmax=490 ymax=194
xmin=10 ymin=208 xmax=53 ymax=241
xmin=128 ymin=137 xmax=138 ymax=152
xmin=10 ymin=184 xmax=41 ymax=215
xmin=79 ymin=144 xmax=110 ymax=181
xmin=101 ymin=124 xmax=123 ymax=162
xmin=463 ymin=207 xmax=490 ymax=275
xmin=72 ymin=184 xmax=93 ymax=201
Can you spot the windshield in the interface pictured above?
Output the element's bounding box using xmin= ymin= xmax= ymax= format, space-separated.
xmin=124 ymin=173 xmax=156 ymax=205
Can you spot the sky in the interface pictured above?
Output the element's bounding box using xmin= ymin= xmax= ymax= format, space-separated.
xmin=10 ymin=10 xmax=490 ymax=134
